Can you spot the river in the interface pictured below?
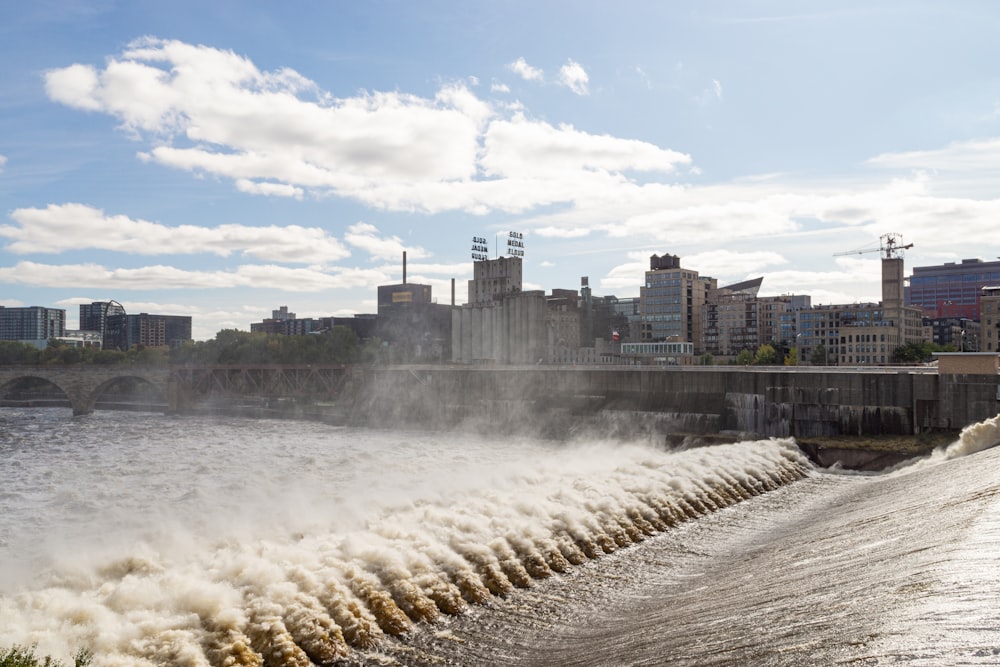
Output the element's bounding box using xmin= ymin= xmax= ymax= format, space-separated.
xmin=1 ymin=407 xmax=999 ymax=665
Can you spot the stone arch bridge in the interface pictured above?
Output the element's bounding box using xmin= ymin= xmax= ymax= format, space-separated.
xmin=0 ymin=366 xmax=171 ymax=416
xmin=0 ymin=365 xmax=350 ymax=416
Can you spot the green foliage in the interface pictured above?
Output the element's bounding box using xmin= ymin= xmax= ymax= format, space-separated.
xmin=785 ymin=348 xmax=798 ymax=366
xmin=699 ymin=353 xmax=714 ymax=366
xmin=810 ymin=343 xmax=828 ymax=365
xmin=0 ymin=341 xmax=41 ymax=365
xmin=892 ymin=341 xmax=951 ymax=364
xmin=0 ymin=339 xmax=169 ymax=367
xmin=735 ymin=349 xmax=755 ymax=365
xmin=170 ymin=327 xmax=362 ymax=365
xmin=0 ymin=645 xmax=92 ymax=667
xmin=2 ymin=327 xmax=363 ymax=368
xmin=753 ymin=344 xmax=780 ymax=365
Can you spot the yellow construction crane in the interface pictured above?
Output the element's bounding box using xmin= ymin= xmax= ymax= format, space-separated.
xmin=834 ymin=232 xmax=913 ymax=259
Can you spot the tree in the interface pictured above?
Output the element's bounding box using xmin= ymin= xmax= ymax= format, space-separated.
xmin=754 ymin=344 xmax=780 ymax=365
xmin=810 ymin=343 xmax=828 ymax=366
xmin=735 ymin=349 xmax=755 ymax=366
xmin=892 ymin=341 xmax=949 ymax=364
xmin=785 ymin=348 xmax=799 ymax=366
xmin=699 ymin=353 xmax=714 ymax=366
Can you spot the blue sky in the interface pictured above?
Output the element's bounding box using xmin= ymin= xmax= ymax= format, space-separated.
xmin=3 ymin=1 xmax=1000 ymax=340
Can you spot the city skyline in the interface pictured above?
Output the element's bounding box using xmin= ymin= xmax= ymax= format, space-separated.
xmin=3 ymin=2 xmax=1000 ymax=340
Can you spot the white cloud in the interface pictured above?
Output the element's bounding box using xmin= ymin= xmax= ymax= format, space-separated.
xmin=508 ymin=57 xmax=543 ymax=82
xmin=481 ymin=114 xmax=691 ymax=178
xmin=558 ymin=60 xmax=589 ymax=95
xmin=343 ymin=222 xmax=430 ymax=262
xmin=600 ymin=252 xmax=650 ymax=292
xmin=491 ymin=81 xmax=510 ymax=94
xmin=39 ymin=36 xmax=1000 ymax=303
xmin=696 ymin=78 xmax=724 ymax=105
xmin=0 ymin=260 xmax=388 ymax=292
xmin=683 ymin=249 xmax=786 ymax=281
xmin=235 ymin=178 xmax=304 ymax=198
xmin=2 ymin=203 xmax=350 ymax=263
xmin=867 ymin=137 xmax=1000 ymax=172
xmin=43 ymin=39 xmax=702 ymax=218
xmin=635 ymin=66 xmax=652 ymax=90
xmin=44 ymin=63 xmax=103 ymax=111
xmin=0 ymin=154 xmax=7 ymax=171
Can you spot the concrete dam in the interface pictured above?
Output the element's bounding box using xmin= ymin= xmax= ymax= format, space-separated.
xmin=352 ymin=366 xmax=1000 ymax=445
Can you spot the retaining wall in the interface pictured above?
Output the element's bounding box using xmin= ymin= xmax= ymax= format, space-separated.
xmin=350 ymin=367 xmax=1000 ymax=439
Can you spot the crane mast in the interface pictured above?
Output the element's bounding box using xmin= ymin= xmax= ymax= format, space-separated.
xmin=834 ymin=233 xmax=913 ymax=259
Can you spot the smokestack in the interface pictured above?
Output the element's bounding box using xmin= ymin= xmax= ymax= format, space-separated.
xmin=451 ymin=278 xmax=455 ymax=306
xmin=403 ymin=251 xmax=407 ymax=285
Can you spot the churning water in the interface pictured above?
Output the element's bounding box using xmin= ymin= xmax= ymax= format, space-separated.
xmin=1 ymin=409 xmax=999 ymax=666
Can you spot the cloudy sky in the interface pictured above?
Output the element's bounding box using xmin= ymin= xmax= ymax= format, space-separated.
xmin=3 ymin=1 xmax=1000 ymax=340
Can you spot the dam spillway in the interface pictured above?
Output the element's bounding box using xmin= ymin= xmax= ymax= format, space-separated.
xmin=350 ymin=366 xmax=1000 ymax=440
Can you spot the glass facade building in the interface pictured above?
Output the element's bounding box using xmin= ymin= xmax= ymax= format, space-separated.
xmin=0 ymin=306 xmax=66 ymax=345
xmin=907 ymin=259 xmax=1000 ymax=320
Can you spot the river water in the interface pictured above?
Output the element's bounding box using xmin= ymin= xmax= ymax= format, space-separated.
xmin=1 ymin=408 xmax=999 ymax=666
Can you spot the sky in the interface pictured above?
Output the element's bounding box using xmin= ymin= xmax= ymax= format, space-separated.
xmin=3 ymin=1 xmax=1000 ymax=340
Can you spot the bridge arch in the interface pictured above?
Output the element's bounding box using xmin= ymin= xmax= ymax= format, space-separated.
xmin=0 ymin=375 xmax=72 ymax=409
xmin=0 ymin=367 xmax=172 ymax=416
xmin=76 ymin=374 xmax=169 ymax=415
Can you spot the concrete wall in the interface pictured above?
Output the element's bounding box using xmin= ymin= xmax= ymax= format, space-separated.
xmin=351 ymin=367 xmax=1000 ymax=439
xmin=935 ymin=353 xmax=1000 ymax=375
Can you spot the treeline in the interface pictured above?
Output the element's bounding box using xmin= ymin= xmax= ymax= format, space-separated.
xmin=0 ymin=327 xmax=382 ymax=367
xmin=170 ymin=327 xmax=381 ymax=365
xmin=0 ymin=340 xmax=168 ymax=366
xmin=0 ymin=330 xmax=960 ymax=368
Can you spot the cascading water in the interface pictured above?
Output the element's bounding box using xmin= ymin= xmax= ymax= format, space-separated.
xmin=3 ymin=409 xmax=1000 ymax=665
xmin=0 ymin=409 xmax=807 ymax=665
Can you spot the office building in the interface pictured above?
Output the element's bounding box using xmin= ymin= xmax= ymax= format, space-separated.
xmin=79 ymin=301 xmax=127 ymax=350
xmin=639 ymin=253 xmax=716 ymax=350
xmin=907 ymin=258 xmax=1000 ymax=319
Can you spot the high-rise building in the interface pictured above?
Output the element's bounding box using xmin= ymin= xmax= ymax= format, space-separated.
xmin=639 ymin=253 xmax=716 ymax=350
xmin=907 ymin=258 xmax=1000 ymax=319
xmin=80 ymin=301 xmax=126 ymax=349
xmin=0 ymin=306 xmax=66 ymax=347
xmin=124 ymin=313 xmax=192 ymax=348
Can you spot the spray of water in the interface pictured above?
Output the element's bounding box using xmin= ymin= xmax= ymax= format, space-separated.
xmin=0 ymin=435 xmax=809 ymax=665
